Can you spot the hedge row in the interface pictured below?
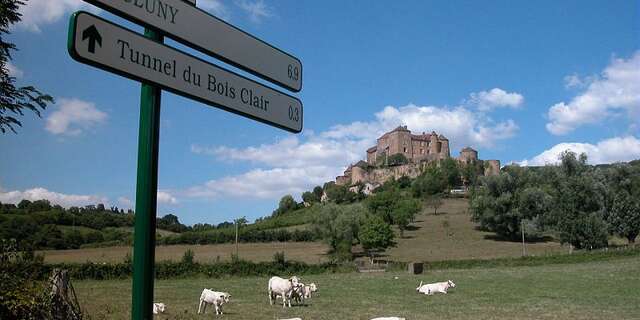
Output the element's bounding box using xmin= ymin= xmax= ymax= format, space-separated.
xmin=37 ymin=260 xmax=355 ymax=280
xmin=158 ymin=228 xmax=318 ymax=245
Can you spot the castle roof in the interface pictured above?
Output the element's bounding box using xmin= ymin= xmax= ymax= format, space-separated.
xmin=410 ymin=134 xmax=431 ymax=141
xmin=366 ymin=146 xmax=377 ymax=153
xmin=379 ymin=125 xmax=410 ymax=139
xmin=461 ymin=146 xmax=477 ymax=152
xmin=354 ymin=160 xmax=370 ymax=169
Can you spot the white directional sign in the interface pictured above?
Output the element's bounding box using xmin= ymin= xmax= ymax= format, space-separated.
xmin=68 ymin=11 xmax=302 ymax=133
xmin=82 ymin=0 xmax=302 ymax=92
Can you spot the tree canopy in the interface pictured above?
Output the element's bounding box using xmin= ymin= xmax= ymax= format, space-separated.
xmin=1 ymin=0 xmax=54 ymax=133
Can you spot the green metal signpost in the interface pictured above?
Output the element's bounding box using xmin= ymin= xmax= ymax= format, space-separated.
xmin=68 ymin=1 xmax=302 ymax=318
xmin=131 ymin=28 xmax=163 ymax=320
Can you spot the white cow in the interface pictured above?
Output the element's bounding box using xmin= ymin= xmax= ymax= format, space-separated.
xmin=198 ymin=289 xmax=231 ymax=315
xmin=152 ymin=302 xmax=166 ymax=314
xmin=302 ymin=283 xmax=318 ymax=299
xmin=268 ymin=276 xmax=300 ymax=308
xmin=416 ymin=280 xmax=456 ymax=295
xmin=291 ymin=283 xmax=305 ymax=305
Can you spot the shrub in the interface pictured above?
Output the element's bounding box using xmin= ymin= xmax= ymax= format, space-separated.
xmin=181 ymin=249 xmax=195 ymax=264
xmin=387 ymin=153 xmax=409 ymax=166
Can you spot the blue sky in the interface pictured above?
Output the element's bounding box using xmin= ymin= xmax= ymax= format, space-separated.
xmin=1 ymin=0 xmax=639 ymax=225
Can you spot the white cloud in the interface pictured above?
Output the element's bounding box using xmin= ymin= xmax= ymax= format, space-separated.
xmin=235 ymin=0 xmax=273 ymax=23
xmin=16 ymin=0 xmax=97 ymax=33
xmin=157 ymin=191 xmax=178 ymax=204
xmin=344 ymin=104 xmax=519 ymax=149
xmin=189 ymin=101 xmax=518 ymax=201
xmin=468 ymin=88 xmax=524 ymax=111
xmin=192 ymin=135 xmax=366 ymax=168
xmin=117 ymin=197 xmax=133 ymax=208
xmin=518 ymin=136 xmax=640 ymax=166
xmin=6 ymin=62 xmax=24 ymax=78
xmin=547 ymin=52 xmax=640 ymax=135
xmin=199 ymin=0 xmax=230 ymax=21
xmin=45 ymin=98 xmax=107 ymax=135
xmin=185 ymin=166 xmax=336 ymax=200
xmin=0 ymin=187 xmax=108 ymax=208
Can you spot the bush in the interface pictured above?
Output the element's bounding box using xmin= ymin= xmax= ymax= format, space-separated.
xmin=0 ymin=239 xmax=52 ymax=319
xmin=273 ymin=251 xmax=286 ymax=266
xmin=181 ymin=249 xmax=195 ymax=264
xmin=387 ymin=153 xmax=409 ymax=166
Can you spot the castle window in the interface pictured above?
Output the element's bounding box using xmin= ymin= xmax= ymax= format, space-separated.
xmin=420 ymin=149 xmax=423 ymax=154
xmin=403 ymin=147 xmax=407 ymax=153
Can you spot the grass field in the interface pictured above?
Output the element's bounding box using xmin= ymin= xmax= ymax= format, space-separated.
xmin=74 ymin=255 xmax=640 ymax=320
xmin=383 ymin=198 xmax=566 ymax=261
xmin=40 ymin=199 xmax=568 ymax=264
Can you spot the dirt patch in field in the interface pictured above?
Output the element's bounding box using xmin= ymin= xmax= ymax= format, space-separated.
xmin=39 ymin=241 xmax=330 ymax=264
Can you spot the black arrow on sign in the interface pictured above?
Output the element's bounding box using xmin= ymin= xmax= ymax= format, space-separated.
xmin=82 ymin=25 xmax=102 ymax=54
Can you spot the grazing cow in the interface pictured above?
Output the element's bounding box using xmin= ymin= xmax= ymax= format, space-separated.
xmin=290 ymin=282 xmax=305 ymax=305
xmin=416 ymin=280 xmax=456 ymax=295
xmin=198 ymin=289 xmax=231 ymax=315
xmin=268 ymin=276 xmax=300 ymax=308
xmin=152 ymin=303 xmax=166 ymax=314
xmin=370 ymin=317 xmax=406 ymax=320
xmin=279 ymin=318 xmax=303 ymax=320
xmin=302 ymin=283 xmax=318 ymax=299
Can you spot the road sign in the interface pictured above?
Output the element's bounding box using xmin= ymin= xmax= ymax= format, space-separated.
xmin=82 ymin=0 xmax=302 ymax=92
xmin=68 ymin=11 xmax=303 ymax=133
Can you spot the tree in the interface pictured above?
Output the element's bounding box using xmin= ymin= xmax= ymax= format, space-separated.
xmin=392 ymin=198 xmax=420 ymax=237
xmin=272 ymin=194 xmax=298 ymax=216
xmin=312 ymin=186 xmax=324 ymax=201
xmin=63 ymin=230 xmax=84 ymax=249
xmin=412 ymin=165 xmax=447 ymax=197
xmin=17 ymin=199 xmax=31 ymax=210
xmin=359 ymin=215 xmax=394 ymax=264
xmin=28 ymin=199 xmax=51 ymax=212
xmin=607 ymin=191 xmax=640 ymax=244
xmin=302 ymin=191 xmax=319 ymax=205
xmin=311 ymin=203 xmax=365 ymax=261
xmin=367 ymin=189 xmax=399 ymax=224
xmin=461 ymin=161 xmax=484 ymax=187
xmin=547 ymin=151 xmax=609 ymax=249
xmin=469 ymin=169 xmax=534 ymax=239
xmin=1 ymin=0 xmax=54 ymax=133
xmin=158 ymin=214 xmax=188 ymax=233
xmin=441 ymin=158 xmax=462 ymax=188
xmin=425 ymin=194 xmax=443 ymax=215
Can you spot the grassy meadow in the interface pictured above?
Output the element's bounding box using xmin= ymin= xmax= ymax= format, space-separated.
xmin=40 ymin=199 xmax=569 ymax=264
xmin=74 ymin=255 xmax=640 ymax=320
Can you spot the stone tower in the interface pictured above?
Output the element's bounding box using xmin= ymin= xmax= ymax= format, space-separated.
xmin=459 ymin=147 xmax=478 ymax=164
xmin=484 ymin=160 xmax=501 ymax=176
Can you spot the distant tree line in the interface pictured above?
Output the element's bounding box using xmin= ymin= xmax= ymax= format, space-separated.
xmin=470 ymin=152 xmax=640 ymax=249
xmin=0 ymin=201 xmax=191 ymax=250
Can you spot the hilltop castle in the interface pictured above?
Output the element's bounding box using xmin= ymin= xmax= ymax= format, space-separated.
xmin=366 ymin=126 xmax=450 ymax=165
xmin=336 ymin=126 xmax=500 ymax=187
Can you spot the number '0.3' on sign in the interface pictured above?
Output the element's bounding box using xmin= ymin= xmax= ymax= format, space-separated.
xmin=68 ymin=11 xmax=303 ymax=133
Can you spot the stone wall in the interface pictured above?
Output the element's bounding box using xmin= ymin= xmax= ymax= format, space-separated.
xmin=484 ymin=160 xmax=501 ymax=176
